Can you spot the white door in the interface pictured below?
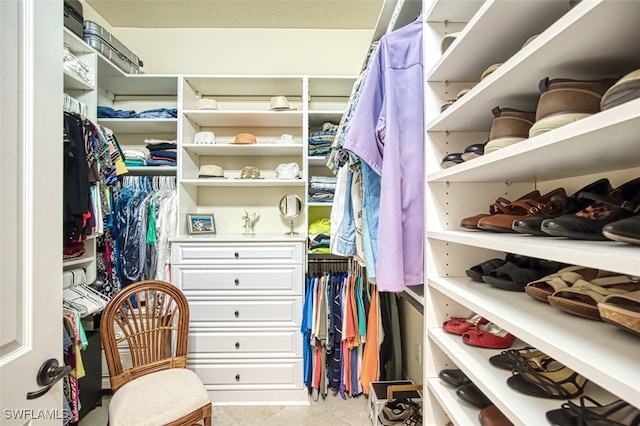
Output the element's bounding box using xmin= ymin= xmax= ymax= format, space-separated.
xmin=0 ymin=0 xmax=64 ymax=424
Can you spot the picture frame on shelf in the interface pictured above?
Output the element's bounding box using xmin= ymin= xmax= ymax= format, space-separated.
xmin=187 ymin=213 xmax=216 ymax=235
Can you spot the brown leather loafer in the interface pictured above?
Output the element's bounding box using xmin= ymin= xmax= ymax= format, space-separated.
xmin=460 ymin=189 xmax=541 ymax=229
xmin=479 ymin=405 xmax=514 ymax=426
xmin=477 ymin=187 xmax=567 ymax=233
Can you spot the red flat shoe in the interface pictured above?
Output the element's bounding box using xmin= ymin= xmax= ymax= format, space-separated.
xmin=463 ymin=322 xmax=516 ymax=349
xmin=443 ymin=314 xmax=488 ymax=335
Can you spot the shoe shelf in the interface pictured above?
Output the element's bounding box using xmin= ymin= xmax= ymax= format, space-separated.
xmin=429 ymin=277 xmax=639 ymax=401
xmin=428 ymin=328 xmax=618 ymax=426
xmin=427 ymin=231 xmax=640 ymax=278
xmin=427 ymin=0 xmax=570 ymax=83
xmin=427 ymin=378 xmax=480 ymax=426
xmin=426 ymin=0 xmax=640 ymax=131
xmin=423 ymin=0 xmax=640 ymax=423
xmin=427 ymin=98 xmax=640 ymax=184
xmin=424 ymin=0 xmax=483 ymax=24
xmin=97 ymin=118 xmax=178 ymax=134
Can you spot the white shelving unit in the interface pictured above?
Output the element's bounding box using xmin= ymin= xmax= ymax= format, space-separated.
xmin=306 ymin=76 xmax=356 ymax=241
xmin=63 ymin=28 xmax=98 ymax=284
xmin=423 ymin=0 xmax=640 ymax=425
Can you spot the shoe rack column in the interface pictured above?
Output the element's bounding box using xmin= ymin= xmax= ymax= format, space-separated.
xmin=423 ymin=0 xmax=640 ymax=425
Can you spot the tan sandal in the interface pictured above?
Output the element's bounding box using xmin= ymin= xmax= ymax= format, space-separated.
xmin=524 ymin=266 xmax=615 ymax=303
xmin=598 ymin=289 xmax=640 ymax=336
xmin=547 ymin=275 xmax=640 ymax=320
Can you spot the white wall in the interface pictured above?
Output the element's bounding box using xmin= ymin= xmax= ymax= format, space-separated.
xmin=81 ymin=2 xmax=372 ymax=76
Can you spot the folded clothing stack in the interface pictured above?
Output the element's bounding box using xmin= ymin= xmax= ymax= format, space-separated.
xmin=97 ymin=106 xmax=178 ymax=119
xmin=309 ymin=175 xmax=337 ymax=203
xmin=308 ymin=122 xmax=338 ymax=157
xmin=122 ymin=149 xmax=148 ymax=167
xmin=308 ymin=218 xmax=331 ymax=254
xmin=145 ymin=139 xmax=177 ymax=166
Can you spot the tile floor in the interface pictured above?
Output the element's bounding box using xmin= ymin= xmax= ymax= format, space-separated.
xmin=80 ymin=392 xmax=375 ymax=426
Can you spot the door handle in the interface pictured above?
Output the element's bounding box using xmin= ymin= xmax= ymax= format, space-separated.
xmin=26 ymin=358 xmax=72 ymax=400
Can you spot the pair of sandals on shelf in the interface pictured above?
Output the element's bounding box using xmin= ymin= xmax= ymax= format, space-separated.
xmin=495 ymin=347 xmax=639 ymax=426
xmin=465 ymin=253 xmax=640 ymax=335
xmin=439 ymin=347 xmax=639 ymax=425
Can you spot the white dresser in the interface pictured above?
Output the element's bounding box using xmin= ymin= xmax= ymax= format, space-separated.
xmin=170 ymin=235 xmax=309 ymax=405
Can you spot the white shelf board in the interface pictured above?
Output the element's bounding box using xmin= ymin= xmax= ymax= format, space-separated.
xmin=182 ymin=143 xmax=303 ymax=157
xmin=97 ymin=118 xmax=177 ymax=134
xmin=98 ymin=74 xmax=179 ymax=96
xmin=371 ymin=0 xmax=421 ymax=43
xmin=63 ymin=27 xmax=92 ymax=54
xmin=63 ymin=256 xmax=94 ymax=268
xmin=426 ymin=0 xmax=640 ymax=129
xmin=183 ymin=110 xmax=303 ymax=128
xmin=427 ymin=0 xmax=570 ymax=82
xmin=308 ymin=111 xmax=345 ymax=127
xmin=307 ymin=76 xmax=356 ymax=97
xmin=180 ymin=178 xmax=304 ymax=188
xmin=426 ymin=378 xmax=480 ymax=426
xmin=171 ymin=233 xmax=307 ymax=243
xmin=63 ymin=71 xmax=94 ymax=91
xmin=428 ymin=278 xmax=640 ymax=403
xmin=427 ymin=230 xmax=640 ymax=277
xmin=427 ymin=98 xmax=640 ymax=183
xmin=308 ymin=202 xmax=332 ymax=207
xmin=125 ymin=166 xmax=176 ymax=176
xmin=308 ymin=157 xmax=329 ymax=167
xmin=182 ymin=75 xmax=304 ymax=97
xmin=424 ymin=0 xmax=484 ymax=23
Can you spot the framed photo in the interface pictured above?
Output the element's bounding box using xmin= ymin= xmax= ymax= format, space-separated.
xmin=187 ymin=213 xmax=216 ymax=235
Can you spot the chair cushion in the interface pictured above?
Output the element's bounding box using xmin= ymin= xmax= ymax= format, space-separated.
xmin=109 ymin=368 xmax=209 ymax=426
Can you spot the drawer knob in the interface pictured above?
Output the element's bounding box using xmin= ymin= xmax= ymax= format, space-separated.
xmin=234 ymin=252 xmax=239 ymax=258
xmin=234 ymin=310 xmax=239 ymax=318
xmin=234 ymin=278 xmax=239 ymax=285
xmin=235 ymin=341 xmax=240 ymax=349
xmin=235 ymin=374 xmax=240 ymax=381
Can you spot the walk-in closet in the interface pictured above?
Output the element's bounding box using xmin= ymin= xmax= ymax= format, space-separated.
xmin=1 ymin=0 xmax=638 ymax=425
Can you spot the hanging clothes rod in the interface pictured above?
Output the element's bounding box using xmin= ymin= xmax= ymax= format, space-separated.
xmin=308 ymin=258 xmax=349 ymax=263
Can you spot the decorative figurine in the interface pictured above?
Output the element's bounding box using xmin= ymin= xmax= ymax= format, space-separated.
xmin=242 ymin=209 xmax=260 ymax=235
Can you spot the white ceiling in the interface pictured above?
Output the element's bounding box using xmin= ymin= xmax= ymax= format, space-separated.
xmin=84 ymin=0 xmax=385 ymax=30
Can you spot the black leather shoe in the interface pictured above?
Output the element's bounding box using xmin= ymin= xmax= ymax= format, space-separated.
xmin=456 ymin=383 xmax=492 ymax=408
xmin=441 ymin=153 xmax=464 ymax=168
xmin=541 ymin=177 xmax=640 ymax=240
xmin=461 ymin=142 xmax=486 ymax=161
xmin=603 ymin=215 xmax=640 ymax=245
xmin=512 ymin=178 xmax=611 ymax=236
xmin=438 ymin=368 xmax=471 ymax=387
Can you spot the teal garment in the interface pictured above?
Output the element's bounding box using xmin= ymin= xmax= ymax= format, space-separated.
xmin=146 ymin=201 xmax=156 ymax=244
xmin=355 ymin=276 xmax=367 ymax=339
xmin=76 ymin=312 xmax=88 ymax=350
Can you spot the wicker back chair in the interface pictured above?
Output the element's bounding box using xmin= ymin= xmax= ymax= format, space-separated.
xmin=101 ymin=280 xmax=212 ymax=426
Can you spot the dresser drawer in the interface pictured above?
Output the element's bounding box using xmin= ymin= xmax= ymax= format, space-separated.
xmin=190 ymin=359 xmax=304 ymax=389
xmin=188 ymin=329 xmax=302 ymax=358
xmin=189 ymin=297 xmax=302 ymax=327
xmin=174 ymin=265 xmax=303 ymax=295
xmin=172 ymin=242 xmax=304 ymax=264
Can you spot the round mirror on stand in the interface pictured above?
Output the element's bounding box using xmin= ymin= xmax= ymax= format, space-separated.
xmin=279 ymin=194 xmax=302 ymax=235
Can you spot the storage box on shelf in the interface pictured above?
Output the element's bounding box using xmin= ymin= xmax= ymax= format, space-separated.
xmin=178 ymin=76 xmax=306 ymax=236
xmin=423 ymin=0 xmax=640 ymax=425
